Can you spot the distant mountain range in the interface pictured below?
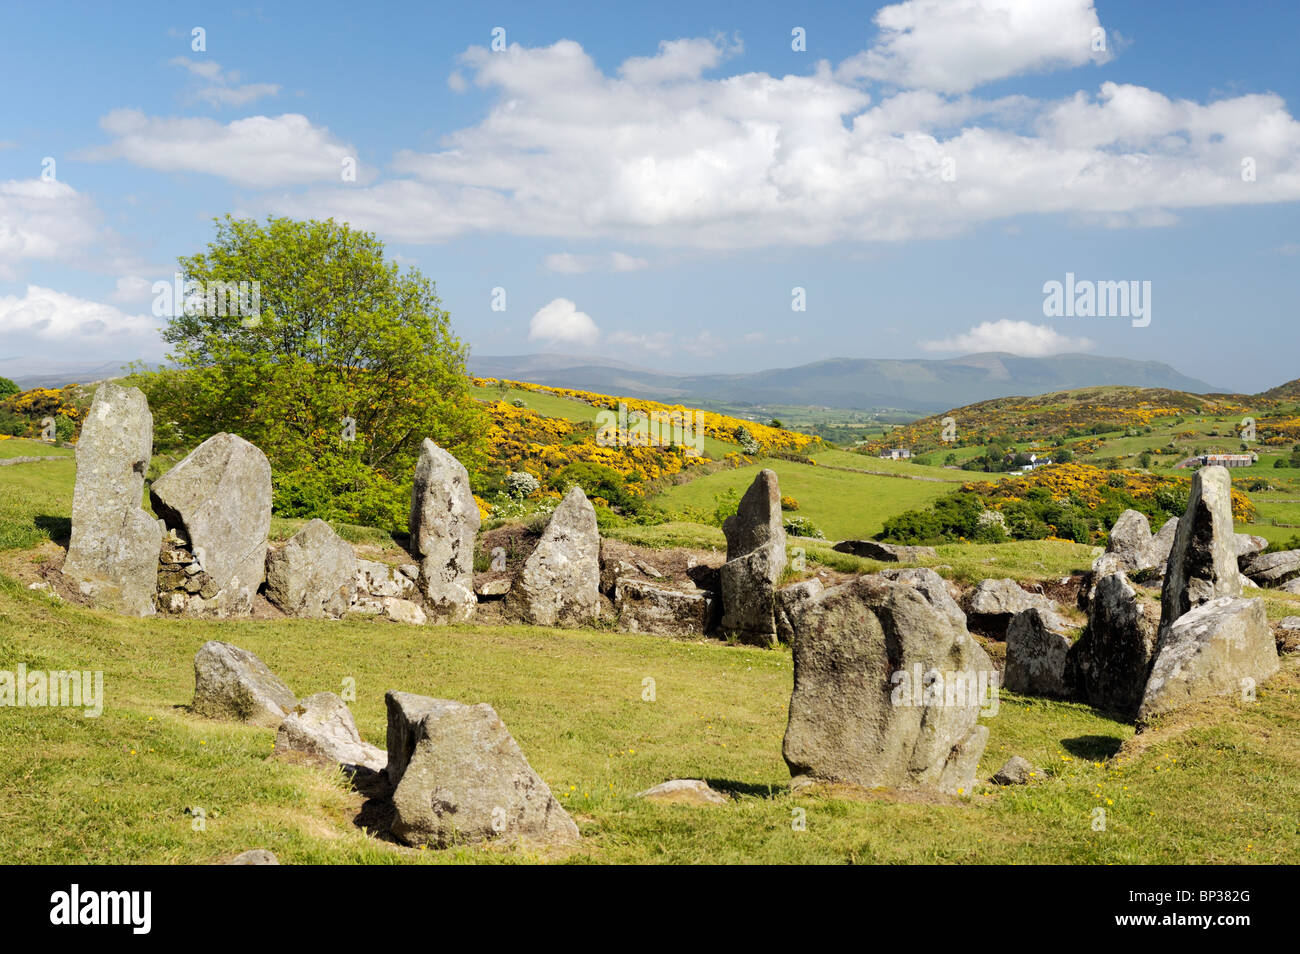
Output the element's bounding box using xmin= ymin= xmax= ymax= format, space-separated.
xmin=4 ymin=351 xmax=1233 ymax=413
xmin=468 ymin=352 xmax=1227 ymax=413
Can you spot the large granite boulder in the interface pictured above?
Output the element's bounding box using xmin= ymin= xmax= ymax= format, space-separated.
xmin=409 ymin=439 xmax=480 ymax=623
xmin=192 ymin=641 xmax=296 ymax=728
xmin=782 ymin=575 xmax=992 ymax=795
xmin=774 ymin=577 xmax=825 ymax=644
xmin=265 ymin=519 xmax=357 ymax=619
xmin=274 ymin=692 xmax=385 ymax=772
xmin=1159 ymin=466 xmax=1240 ymax=630
xmin=1091 ymin=509 xmax=1156 ymax=578
xmin=150 ymin=433 xmax=271 ymax=617
xmin=1241 ymin=549 xmax=1300 ymax=588
xmin=832 ymin=540 xmax=937 ymax=562
xmin=878 ymin=567 xmax=967 ymax=630
xmin=1233 ymin=533 xmax=1269 ymax=561
xmin=1138 ymin=596 xmax=1279 ymax=724
xmin=1069 ymin=571 xmax=1160 ymax=718
xmin=614 ymin=580 xmax=712 ymax=637
xmin=719 ymin=469 xmax=786 ymax=645
xmin=504 ymin=486 xmax=600 ymax=626
xmin=966 ymin=578 xmax=1065 ymax=636
xmin=1004 ymin=608 xmax=1073 ymax=698
xmin=62 ymin=383 xmax=161 ymax=616
xmin=387 ymin=694 xmax=579 ymax=848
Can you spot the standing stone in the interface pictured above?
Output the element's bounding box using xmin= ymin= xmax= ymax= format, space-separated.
xmin=63 ymin=383 xmax=161 ymax=616
xmin=409 ymin=439 xmax=480 ymax=623
xmin=1138 ymin=596 xmax=1279 ymax=724
xmin=1159 ymin=466 xmax=1240 ymax=631
xmin=504 ymin=486 xmax=600 ymax=626
xmin=192 ymin=641 xmax=297 ymax=728
xmin=387 ymin=696 xmax=579 ymax=848
xmin=878 ymin=567 xmax=967 ymax=630
xmin=150 ymin=433 xmax=271 ymax=617
xmin=1004 ymin=608 xmax=1073 ymax=698
xmin=782 ymin=576 xmax=993 ymax=795
xmin=966 ymin=578 xmax=1065 ymax=636
xmin=775 ymin=577 xmax=825 ymax=644
xmin=1069 ymin=571 xmax=1160 ymax=718
xmin=719 ymin=469 xmax=787 ymax=645
xmin=1093 ymin=510 xmax=1153 ymax=576
xmin=274 ymin=692 xmax=385 ymax=772
xmin=265 ymin=519 xmax=357 ymax=619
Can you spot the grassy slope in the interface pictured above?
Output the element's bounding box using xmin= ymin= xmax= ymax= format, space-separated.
xmin=653 ymin=459 xmax=958 ymax=540
xmin=469 ymin=383 xmax=740 ymax=459
xmin=0 ymin=437 xmax=74 ymax=459
xmin=3 ymin=578 xmax=1298 ymax=864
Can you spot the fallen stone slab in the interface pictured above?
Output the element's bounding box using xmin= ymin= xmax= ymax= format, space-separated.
xmin=832 ymin=540 xmax=937 ymax=562
xmin=614 ymin=580 xmax=712 ymax=637
xmin=275 ymin=691 xmax=385 ymax=773
xmin=192 ymin=641 xmax=297 ymax=728
xmin=1241 ymin=549 xmax=1300 ymax=587
xmin=634 ymin=779 xmax=727 ymax=806
xmin=225 ymin=849 xmax=279 ymax=865
xmin=966 ymin=578 xmax=1065 ymax=636
xmin=1138 ymin=596 xmax=1279 ymax=725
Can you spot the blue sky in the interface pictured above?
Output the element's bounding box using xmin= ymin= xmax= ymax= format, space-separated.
xmin=1 ymin=0 xmax=1298 ymax=392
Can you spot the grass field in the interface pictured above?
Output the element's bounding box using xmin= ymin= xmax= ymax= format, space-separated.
xmin=3 ymin=575 xmax=1298 ymax=864
xmin=653 ymin=459 xmax=958 ymax=540
xmin=0 ymin=436 xmax=73 ymax=459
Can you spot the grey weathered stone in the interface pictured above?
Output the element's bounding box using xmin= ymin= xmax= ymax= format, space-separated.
xmin=1070 ymin=571 xmax=1160 ymax=718
xmin=504 ymin=486 xmax=600 ymax=626
xmin=1233 ymin=533 xmax=1269 ymax=560
xmin=1275 ymin=617 xmax=1300 ymax=655
xmin=719 ymin=469 xmax=786 ymax=644
xmin=782 ymin=576 xmax=993 ymax=795
xmin=775 ymin=577 xmax=825 ymax=644
xmin=378 ymin=597 xmax=427 ymax=625
xmin=192 ymin=641 xmax=296 ymax=728
xmin=385 ymin=691 xmax=457 ymax=783
xmin=225 ymin=849 xmax=279 ymax=865
xmin=878 ymin=567 xmax=967 ymax=630
xmin=355 ymin=559 xmax=416 ymax=599
xmin=409 ymin=439 xmax=480 ymax=623
xmin=967 ymin=578 xmax=1065 ymax=635
xmin=265 ymin=519 xmax=357 ymax=619
xmin=1241 ymin=549 xmax=1300 ymax=587
xmin=1138 ymin=596 xmax=1279 ymax=724
xmin=614 ymin=580 xmax=711 ymax=637
xmin=62 ymin=383 xmax=161 ymax=616
xmin=991 ymin=755 xmax=1043 ymax=785
xmin=150 ymin=433 xmax=271 ymax=617
xmin=274 ymin=691 xmax=385 ymax=772
xmin=832 ymin=540 xmax=937 ymax=562
xmin=475 ymin=578 xmax=512 ymax=598
xmin=634 ymin=779 xmax=727 ymax=805
xmin=1149 ymin=517 xmax=1179 ymax=573
xmin=1098 ymin=510 xmax=1153 ymax=574
xmin=1159 ymin=466 xmax=1241 ymax=631
xmin=1004 ymin=608 xmax=1073 ymax=698
xmin=388 ymin=696 xmax=578 ymax=848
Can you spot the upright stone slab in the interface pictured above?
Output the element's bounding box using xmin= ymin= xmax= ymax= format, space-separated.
xmin=150 ymin=433 xmax=271 ymax=617
xmin=782 ymin=576 xmax=993 ymax=795
xmin=1093 ymin=509 xmax=1153 ymax=577
xmin=1138 ymin=596 xmax=1278 ymax=724
xmin=504 ymin=486 xmax=600 ymax=626
xmin=719 ymin=469 xmax=786 ymax=645
xmin=387 ymin=695 xmax=579 ymax=848
xmin=265 ymin=519 xmax=357 ymax=619
xmin=1070 ymin=571 xmax=1160 ymax=718
xmin=1004 ymin=608 xmax=1073 ymax=698
xmin=62 ymin=383 xmax=161 ymax=617
xmin=409 ymin=438 xmax=480 ymax=623
xmin=1160 ymin=466 xmax=1240 ymax=631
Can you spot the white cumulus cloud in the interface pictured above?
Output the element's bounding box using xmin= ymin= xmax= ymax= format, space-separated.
xmin=528 ymin=297 xmax=599 ymax=347
xmin=920 ymin=319 xmax=1095 ymax=356
xmin=0 ymin=285 xmax=161 ymax=355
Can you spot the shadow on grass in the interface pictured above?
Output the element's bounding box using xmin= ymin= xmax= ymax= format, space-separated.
xmin=35 ymin=514 xmax=70 ymax=547
xmin=706 ymin=779 xmax=783 ymax=799
xmin=1061 ymin=734 xmax=1124 ymax=761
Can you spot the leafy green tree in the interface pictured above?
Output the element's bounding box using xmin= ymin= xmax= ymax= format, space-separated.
xmin=152 ymin=216 xmax=485 ymax=515
xmin=0 ymin=376 xmax=18 ymax=400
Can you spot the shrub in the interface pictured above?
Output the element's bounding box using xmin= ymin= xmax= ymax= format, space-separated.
xmin=783 ymin=515 xmax=824 ymax=539
xmin=504 ymin=471 xmax=540 ymax=499
xmin=780 ymin=495 xmax=799 ymax=511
